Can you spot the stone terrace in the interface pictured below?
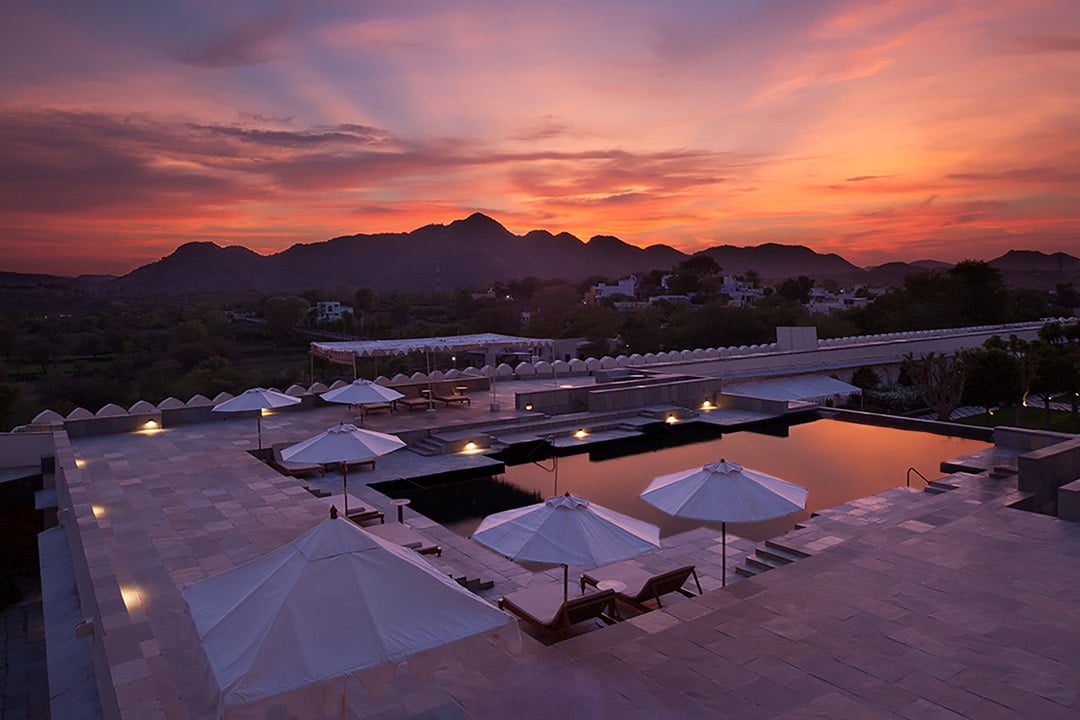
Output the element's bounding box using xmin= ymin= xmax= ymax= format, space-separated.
xmin=48 ymin=391 xmax=1080 ymax=719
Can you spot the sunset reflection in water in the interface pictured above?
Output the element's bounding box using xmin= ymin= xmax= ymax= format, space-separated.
xmin=468 ymin=419 xmax=989 ymax=542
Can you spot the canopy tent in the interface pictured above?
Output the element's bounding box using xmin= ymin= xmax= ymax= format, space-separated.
xmin=724 ymin=374 xmax=861 ymax=405
xmin=182 ymin=517 xmax=515 ymax=719
xmin=311 ymin=333 xmax=553 ymax=366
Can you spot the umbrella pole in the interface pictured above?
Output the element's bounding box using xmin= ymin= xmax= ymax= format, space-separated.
xmin=722 ymin=522 xmax=727 ymax=588
xmin=256 ymin=412 xmax=262 ymax=452
xmin=563 ymin=564 xmax=569 ymax=604
xmin=343 ymin=465 xmax=349 ymax=517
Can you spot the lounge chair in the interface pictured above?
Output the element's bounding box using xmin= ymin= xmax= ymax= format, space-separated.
xmin=432 ymin=384 xmax=471 ymax=408
xmin=270 ymin=444 xmax=323 ymax=477
xmin=345 ymin=505 xmax=385 ymax=525
xmin=397 ymin=396 xmax=433 ymax=411
xmin=580 ymin=562 xmax=701 ymax=612
xmin=365 ymin=523 xmax=442 ymax=556
xmin=498 ymin=585 xmax=617 ymax=640
xmin=358 ymin=402 xmax=393 ymax=418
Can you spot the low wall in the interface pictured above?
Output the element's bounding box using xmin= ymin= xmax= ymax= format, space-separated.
xmin=585 ymin=376 xmax=721 ymax=414
xmin=714 ymin=392 xmax=793 ymax=416
xmin=1017 ymin=436 xmax=1080 ymax=512
xmin=823 ymin=408 xmax=994 ymax=441
xmin=0 ymin=431 xmax=55 ymax=468
xmin=995 ymin=426 xmax=1078 ymax=452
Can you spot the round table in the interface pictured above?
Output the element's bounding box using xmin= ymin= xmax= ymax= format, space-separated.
xmin=390 ymin=498 xmax=411 ymax=524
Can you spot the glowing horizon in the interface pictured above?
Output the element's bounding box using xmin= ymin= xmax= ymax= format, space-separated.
xmin=2 ymin=1 xmax=1078 ymax=276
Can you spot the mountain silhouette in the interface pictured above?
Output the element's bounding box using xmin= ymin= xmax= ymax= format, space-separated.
xmin=10 ymin=214 xmax=1077 ymax=297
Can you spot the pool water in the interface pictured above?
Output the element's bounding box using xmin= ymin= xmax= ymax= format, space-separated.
xmin=446 ymin=418 xmax=990 ymax=542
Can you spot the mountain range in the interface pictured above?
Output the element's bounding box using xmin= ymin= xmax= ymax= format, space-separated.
xmin=4 ymin=214 xmax=1078 ymax=299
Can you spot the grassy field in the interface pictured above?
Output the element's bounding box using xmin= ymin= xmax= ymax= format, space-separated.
xmin=956 ymin=406 xmax=1080 ymax=434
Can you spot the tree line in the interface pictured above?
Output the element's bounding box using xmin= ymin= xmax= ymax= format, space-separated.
xmin=0 ymin=260 xmax=1074 ymax=429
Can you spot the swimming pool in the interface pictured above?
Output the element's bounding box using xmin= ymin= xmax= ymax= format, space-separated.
xmin=444 ymin=418 xmax=991 ymax=542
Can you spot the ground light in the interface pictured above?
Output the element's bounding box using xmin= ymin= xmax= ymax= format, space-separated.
xmin=701 ymin=400 xmax=714 ymax=410
xmin=120 ymin=586 xmax=143 ymax=610
xmin=666 ymin=415 xmax=678 ymax=424
xmin=574 ymin=429 xmax=588 ymax=439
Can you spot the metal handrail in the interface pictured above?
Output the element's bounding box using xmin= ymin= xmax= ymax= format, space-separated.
xmin=906 ymin=467 xmax=930 ymax=487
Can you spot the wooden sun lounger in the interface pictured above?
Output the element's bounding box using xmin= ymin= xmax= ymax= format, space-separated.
xmin=498 ymin=585 xmax=617 ymax=640
xmin=397 ymin=396 xmax=434 ymax=411
xmin=358 ymin=402 xmax=393 ymax=417
xmin=364 ymin=523 xmax=442 ymax=556
xmin=270 ymin=444 xmax=323 ymax=477
xmin=580 ymin=562 xmax=701 ymax=612
xmin=433 ymin=392 xmax=470 ymax=407
xmin=345 ymin=506 xmax=385 ymax=525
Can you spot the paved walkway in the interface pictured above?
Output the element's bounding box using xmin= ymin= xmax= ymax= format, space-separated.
xmin=50 ymin=383 xmax=1080 ymax=719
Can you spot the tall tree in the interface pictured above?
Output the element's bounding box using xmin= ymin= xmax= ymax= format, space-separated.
xmin=904 ymin=352 xmax=967 ymax=421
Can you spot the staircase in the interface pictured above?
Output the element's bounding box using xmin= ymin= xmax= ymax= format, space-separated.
xmin=735 ymin=539 xmax=811 ymax=578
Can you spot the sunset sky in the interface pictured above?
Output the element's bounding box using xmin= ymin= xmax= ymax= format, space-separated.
xmin=2 ymin=0 xmax=1079 ymax=276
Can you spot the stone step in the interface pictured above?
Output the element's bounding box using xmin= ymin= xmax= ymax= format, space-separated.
xmin=453 ymin=575 xmax=495 ymax=593
xmin=735 ymin=565 xmax=762 ymax=578
xmin=756 ymin=545 xmax=805 ymax=565
xmin=746 ymin=555 xmax=783 ymax=572
xmin=764 ymin=539 xmax=811 ymax=559
xmin=923 ymin=483 xmax=951 ymax=495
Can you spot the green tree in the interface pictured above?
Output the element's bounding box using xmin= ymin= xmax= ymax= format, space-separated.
xmin=261 ymin=295 xmax=310 ymax=343
xmin=851 ymin=367 xmax=882 ymax=391
xmin=904 ymin=352 xmax=967 ymax=421
xmin=963 ymin=345 xmax=1021 ymax=415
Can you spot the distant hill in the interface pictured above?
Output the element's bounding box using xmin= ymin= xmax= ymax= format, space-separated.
xmin=698 ymin=243 xmax=860 ymax=281
xmin=7 ymin=215 xmax=1078 ymax=298
xmin=108 ymin=213 xmax=688 ymax=296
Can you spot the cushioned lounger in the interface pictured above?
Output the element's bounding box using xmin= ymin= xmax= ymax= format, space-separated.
xmin=580 ymin=562 xmax=700 ymax=612
xmin=498 ymin=585 xmax=617 ymax=640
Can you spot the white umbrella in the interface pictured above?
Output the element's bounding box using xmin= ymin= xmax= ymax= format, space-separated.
xmin=640 ymin=459 xmax=808 ymax=586
xmin=182 ymin=517 xmax=514 ymax=719
xmin=212 ymin=387 xmax=301 ymax=451
xmin=281 ymin=423 xmax=405 ymax=516
xmin=471 ymin=492 xmax=660 ymax=601
xmin=320 ymin=380 xmax=404 ymax=424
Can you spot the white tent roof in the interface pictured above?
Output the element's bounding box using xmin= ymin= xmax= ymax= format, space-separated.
xmin=311 ymin=333 xmax=552 ymax=364
xmin=725 ymin=374 xmax=861 ymax=403
xmin=641 ymin=459 xmax=808 ymax=524
xmin=183 ymin=518 xmax=513 ymax=718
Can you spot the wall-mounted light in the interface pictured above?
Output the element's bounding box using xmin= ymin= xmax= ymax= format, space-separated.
xmin=465 ymin=441 xmax=477 ymax=451
xmin=665 ymin=415 xmax=677 ymax=424
xmin=143 ymin=419 xmax=158 ymax=429
xmin=701 ymin=400 xmax=714 ymax=410
xmin=120 ymin=586 xmax=143 ymax=610
xmin=91 ymin=505 xmax=105 ymax=519
xmin=574 ymin=429 xmax=588 ymax=439
xmin=524 ymin=403 xmax=534 ymax=411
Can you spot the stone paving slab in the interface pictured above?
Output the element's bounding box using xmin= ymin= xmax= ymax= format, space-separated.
xmin=52 ymin=393 xmax=1080 ymax=719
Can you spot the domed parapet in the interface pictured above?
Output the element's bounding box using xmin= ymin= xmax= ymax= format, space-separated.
xmin=514 ymin=362 xmax=536 ymax=378
xmin=95 ymin=403 xmax=128 ymax=418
